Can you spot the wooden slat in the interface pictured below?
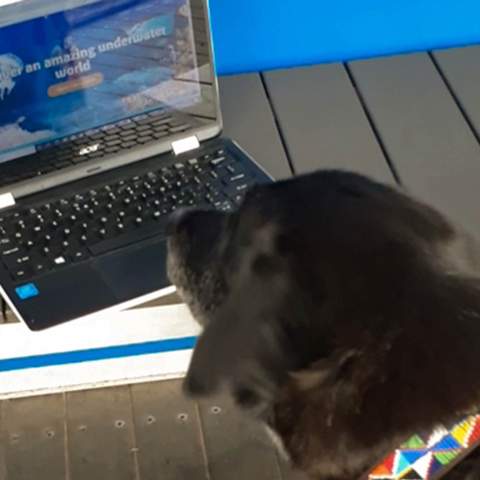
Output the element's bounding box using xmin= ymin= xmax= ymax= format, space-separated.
xmin=263 ymin=64 xmax=394 ymax=183
xmin=349 ymin=53 xmax=480 ymax=236
xmin=433 ymin=46 xmax=480 ymax=136
xmin=131 ymin=380 xmax=208 ymax=480
xmin=198 ymin=394 xmax=282 ymax=480
xmin=66 ymin=387 xmax=137 ymax=480
xmin=3 ymin=394 xmax=66 ymax=480
xmin=219 ymin=74 xmax=292 ymax=180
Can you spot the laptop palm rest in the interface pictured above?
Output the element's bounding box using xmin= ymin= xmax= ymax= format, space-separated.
xmin=94 ymin=238 xmax=170 ymax=302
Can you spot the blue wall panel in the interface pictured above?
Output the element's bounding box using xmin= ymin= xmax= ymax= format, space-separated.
xmin=209 ymin=0 xmax=480 ymax=75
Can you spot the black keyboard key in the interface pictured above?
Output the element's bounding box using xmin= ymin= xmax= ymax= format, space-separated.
xmin=32 ymin=258 xmax=50 ymax=275
xmin=101 ymin=124 xmax=117 ymax=133
xmin=118 ymin=119 xmax=134 ymax=129
xmin=152 ymin=117 xmax=172 ymax=127
xmin=227 ymin=163 xmax=244 ymax=175
xmin=219 ymin=200 xmax=235 ymax=212
xmin=153 ymin=131 xmax=169 ymax=139
xmin=105 ymin=146 xmax=121 ymax=154
xmin=69 ymin=248 xmax=89 ymax=262
xmin=225 ymin=182 xmax=251 ymax=197
xmin=12 ymin=268 xmax=28 ymax=281
xmin=136 ymin=124 xmax=152 ymax=132
xmin=119 ymin=128 xmax=137 ymax=137
xmin=211 ymin=156 xmax=226 ymax=167
xmin=52 ymin=255 xmax=70 ymax=267
xmin=104 ymin=127 xmax=121 ymax=136
xmin=226 ymin=173 xmax=247 ymax=184
xmin=89 ymin=218 xmax=169 ymax=256
xmin=1 ymin=245 xmax=22 ymax=257
xmin=132 ymin=114 xmax=149 ymax=123
xmin=54 ymin=160 xmax=72 ymax=169
xmin=153 ymin=123 xmax=169 ymax=132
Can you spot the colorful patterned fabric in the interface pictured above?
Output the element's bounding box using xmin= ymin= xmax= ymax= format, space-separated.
xmin=368 ymin=414 xmax=480 ymax=479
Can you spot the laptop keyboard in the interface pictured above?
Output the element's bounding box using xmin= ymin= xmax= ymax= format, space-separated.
xmin=0 ymin=148 xmax=255 ymax=284
xmin=0 ymin=110 xmax=192 ymax=189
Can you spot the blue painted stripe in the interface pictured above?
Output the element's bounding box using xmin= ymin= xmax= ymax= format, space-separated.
xmin=0 ymin=336 xmax=197 ymax=373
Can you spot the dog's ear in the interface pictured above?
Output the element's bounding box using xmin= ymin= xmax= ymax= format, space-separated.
xmin=184 ymin=267 xmax=290 ymax=410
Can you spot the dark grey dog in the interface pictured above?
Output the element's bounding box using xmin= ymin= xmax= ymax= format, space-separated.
xmin=167 ymin=170 xmax=480 ymax=480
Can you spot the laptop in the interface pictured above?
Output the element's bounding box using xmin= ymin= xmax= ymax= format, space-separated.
xmin=0 ymin=0 xmax=272 ymax=330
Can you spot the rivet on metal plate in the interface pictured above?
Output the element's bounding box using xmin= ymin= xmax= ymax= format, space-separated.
xmin=115 ymin=419 xmax=126 ymax=429
xmin=177 ymin=413 xmax=189 ymax=422
xmin=146 ymin=415 xmax=156 ymax=425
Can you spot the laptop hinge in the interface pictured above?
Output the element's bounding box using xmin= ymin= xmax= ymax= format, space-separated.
xmin=171 ymin=135 xmax=200 ymax=155
xmin=0 ymin=193 xmax=15 ymax=211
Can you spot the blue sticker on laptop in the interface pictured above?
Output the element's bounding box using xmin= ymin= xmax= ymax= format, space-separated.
xmin=15 ymin=283 xmax=39 ymax=300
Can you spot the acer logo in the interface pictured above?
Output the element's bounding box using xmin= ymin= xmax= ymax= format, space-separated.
xmin=79 ymin=144 xmax=100 ymax=155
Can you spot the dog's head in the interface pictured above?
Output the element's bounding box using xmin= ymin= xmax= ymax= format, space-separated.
xmin=167 ymin=171 xmax=468 ymax=409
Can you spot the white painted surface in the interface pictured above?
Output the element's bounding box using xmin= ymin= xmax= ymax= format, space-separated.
xmin=0 ymin=350 xmax=193 ymax=399
xmin=0 ymin=304 xmax=200 ymax=398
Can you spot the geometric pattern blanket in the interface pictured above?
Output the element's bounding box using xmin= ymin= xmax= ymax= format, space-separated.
xmin=367 ymin=414 xmax=480 ymax=479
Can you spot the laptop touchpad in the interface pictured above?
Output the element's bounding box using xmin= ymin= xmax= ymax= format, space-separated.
xmin=94 ymin=239 xmax=170 ymax=301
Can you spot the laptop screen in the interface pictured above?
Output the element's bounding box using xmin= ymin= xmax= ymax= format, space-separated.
xmin=0 ymin=0 xmax=217 ymax=162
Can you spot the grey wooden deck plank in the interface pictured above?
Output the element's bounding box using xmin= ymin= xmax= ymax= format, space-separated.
xmin=433 ymin=46 xmax=480 ymax=137
xmin=66 ymin=386 xmax=137 ymax=480
xmin=263 ymin=64 xmax=394 ymax=183
xmin=349 ymin=53 xmax=480 ymax=236
xmin=219 ymin=74 xmax=292 ymax=180
xmin=198 ymin=393 xmax=282 ymax=480
xmin=131 ymin=380 xmax=208 ymax=480
xmin=3 ymin=394 xmax=66 ymax=480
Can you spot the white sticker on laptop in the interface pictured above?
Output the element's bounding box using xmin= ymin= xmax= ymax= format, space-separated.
xmin=172 ymin=136 xmax=200 ymax=155
xmin=0 ymin=192 xmax=15 ymax=210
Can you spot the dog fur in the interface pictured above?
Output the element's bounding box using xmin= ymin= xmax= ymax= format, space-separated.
xmin=166 ymin=170 xmax=480 ymax=480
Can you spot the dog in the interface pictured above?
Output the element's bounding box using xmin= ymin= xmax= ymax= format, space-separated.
xmin=166 ymin=170 xmax=480 ymax=480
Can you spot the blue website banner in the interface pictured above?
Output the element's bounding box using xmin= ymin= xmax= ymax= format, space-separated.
xmin=0 ymin=0 xmax=199 ymax=154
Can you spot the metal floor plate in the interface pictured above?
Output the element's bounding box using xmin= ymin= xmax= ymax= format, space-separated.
xmin=0 ymin=380 xmax=307 ymax=480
